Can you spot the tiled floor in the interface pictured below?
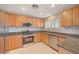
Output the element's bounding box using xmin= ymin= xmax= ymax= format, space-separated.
xmin=7 ymin=42 xmax=57 ymax=54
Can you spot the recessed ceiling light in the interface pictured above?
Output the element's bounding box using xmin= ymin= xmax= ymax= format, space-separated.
xmin=47 ymin=14 xmax=50 ymax=16
xmin=22 ymin=8 xmax=25 ymax=10
xmin=51 ymin=4 xmax=55 ymax=7
xmin=40 ymin=12 xmax=42 ymax=15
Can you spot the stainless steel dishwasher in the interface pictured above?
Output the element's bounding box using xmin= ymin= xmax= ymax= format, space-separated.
xmin=48 ymin=34 xmax=58 ymax=51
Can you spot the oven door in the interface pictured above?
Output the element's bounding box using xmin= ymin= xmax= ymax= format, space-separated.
xmin=23 ymin=36 xmax=34 ymax=44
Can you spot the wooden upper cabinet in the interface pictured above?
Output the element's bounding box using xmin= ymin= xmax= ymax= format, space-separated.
xmin=25 ymin=17 xmax=32 ymax=23
xmin=40 ymin=19 xmax=44 ymax=27
xmin=32 ymin=18 xmax=37 ymax=27
xmin=60 ymin=9 xmax=73 ymax=27
xmin=9 ymin=14 xmax=16 ymax=26
xmin=16 ymin=16 xmax=33 ymax=26
xmin=33 ymin=18 xmax=44 ymax=27
xmin=37 ymin=19 xmax=40 ymax=27
xmin=73 ymin=6 xmax=79 ymax=26
xmin=4 ymin=13 xmax=16 ymax=26
xmin=16 ymin=15 xmax=23 ymax=26
xmin=0 ymin=12 xmax=5 ymax=27
xmin=37 ymin=19 xmax=44 ymax=27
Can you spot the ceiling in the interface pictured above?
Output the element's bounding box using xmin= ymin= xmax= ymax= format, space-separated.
xmin=0 ymin=4 xmax=77 ymax=18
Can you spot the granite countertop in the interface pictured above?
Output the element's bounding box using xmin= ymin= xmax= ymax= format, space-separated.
xmin=0 ymin=27 xmax=79 ymax=36
xmin=43 ymin=28 xmax=79 ymax=54
xmin=43 ymin=28 xmax=79 ymax=36
xmin=0 ymin=26 xmax=43 ymax=35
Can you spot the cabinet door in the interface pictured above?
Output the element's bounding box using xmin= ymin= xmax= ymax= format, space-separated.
xmin=5 ymin=13 xmax=16 ymax=26
xmin=0 ymin=12 xmax=5 ymax=27
xmin=16 ymin=16 xmax=33 ymax=26
xmin=0 ymin=36 xmax=5 ymax=53
xmin=5 ymin=36 xmax=12 ymax=51
xmin=41 ymin=33 xmax=48 ymax=44
xmin=16 ymin=16 xmax=23 ymax=26
xmin=73 ymin=6 xmax=79 ymax=26
xmin=37 ymin=19 xmax=40 ymax=27
xmin=58 ymin=37 xmax=74 ymax=54
xmin=11 ymin=35 xmax=23 ymax=49
xmin=40 ymin=19 xmax=44 ymax=27
xmin=33 ymin=18 xmax=43 ymax=27
xmin=60 ymin=9 xmax=73 ymax=27
xmin=9 ymin=14 xmax=16 ymax=26
xmin=32 ymin=18 xmax=37 ymax=27
xmin=5 ymin=35 xmax=23 ymax=51
xmin=58 ymin=46 xmax=73 ymax=54
xmin=25 ymin=17 xmax=32 ymax=23
xmin=34 ymin=33 xmax=41 ymax=42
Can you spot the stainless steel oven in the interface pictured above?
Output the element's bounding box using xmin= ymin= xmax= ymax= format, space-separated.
xmin=23 ymin=36 xmax=34 ymax=44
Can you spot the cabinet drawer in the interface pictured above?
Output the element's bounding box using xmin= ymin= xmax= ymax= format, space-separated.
xmin=58 ymin=46 xmax=73 ymax=54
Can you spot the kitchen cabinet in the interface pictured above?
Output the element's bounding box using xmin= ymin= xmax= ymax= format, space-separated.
xmin=16 ymin=15 xmax=23 ymax=26
xmin=34 ymin=32 xmax=48 ymax=43
xmin=34 ymin=33 xmax=41 ymax=42
xmin=60 ymin=9 xmax=73 ymax=27
xmin=0 ymin=12 xmax=5 ymax=27
xmin=25 ymin=16 xmax=33 ymax=23
xmin=73 ymin=6 xmax=79 ymax=26
xmin=5 ymin=34 xmax=23 ymax=51
xmin=37 ymin=19 xmax=41 ymax=27
xmin=16 ymin=16 xmax=33 ymax=26
xmin=58 ymin=46 xmax=73 ymax=54
xmin=41 ymin=32 xmax=48 ymax=44
xmin=58 ymin=37 xmax=74 ymax=54
xmin=33 ymin=18 xmax=44 ymax=27
xmin=40 ymin=19 xmax=44 ymax=27
xmin=0 ymin=36 xmax=5 ymax=53
xmin=32 ymin=18 xmax=37 ymax=27
xmin=5 ymin=13 xmax=16 ymax=26
xmin=11 ymin=35 xmax=23 ymax=49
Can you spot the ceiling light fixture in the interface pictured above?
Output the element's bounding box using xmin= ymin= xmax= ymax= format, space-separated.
xmin=47 ymin=14 xmax=50 ymax=16
xmin=32 ymin=4 xmax=39 ymax=9
xmin=22 ymin=7 xmax=25 ymax=10
xmin=40 ymin=12 xmax=42 ymax=15
xmin=51 ymin=4 xmax=55 ymax=7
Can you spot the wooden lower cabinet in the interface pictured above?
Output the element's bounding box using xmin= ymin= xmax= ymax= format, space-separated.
xmin=40 ymin=32 xmax=48 ymax=44
xmin=34 ymin=33 xmax=41 ymax=42
xmin=0 ymin=36 xmax=5 ymax=53
xmin=58 ymin=46 xmax=73 ymax=54
xmin=34 ymin=32 xmax=48 ymax=44
xmin=5 ymin=34 xmax=23 ymax=51
xmin=58 ymin=37 xmax=73 ymax=54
